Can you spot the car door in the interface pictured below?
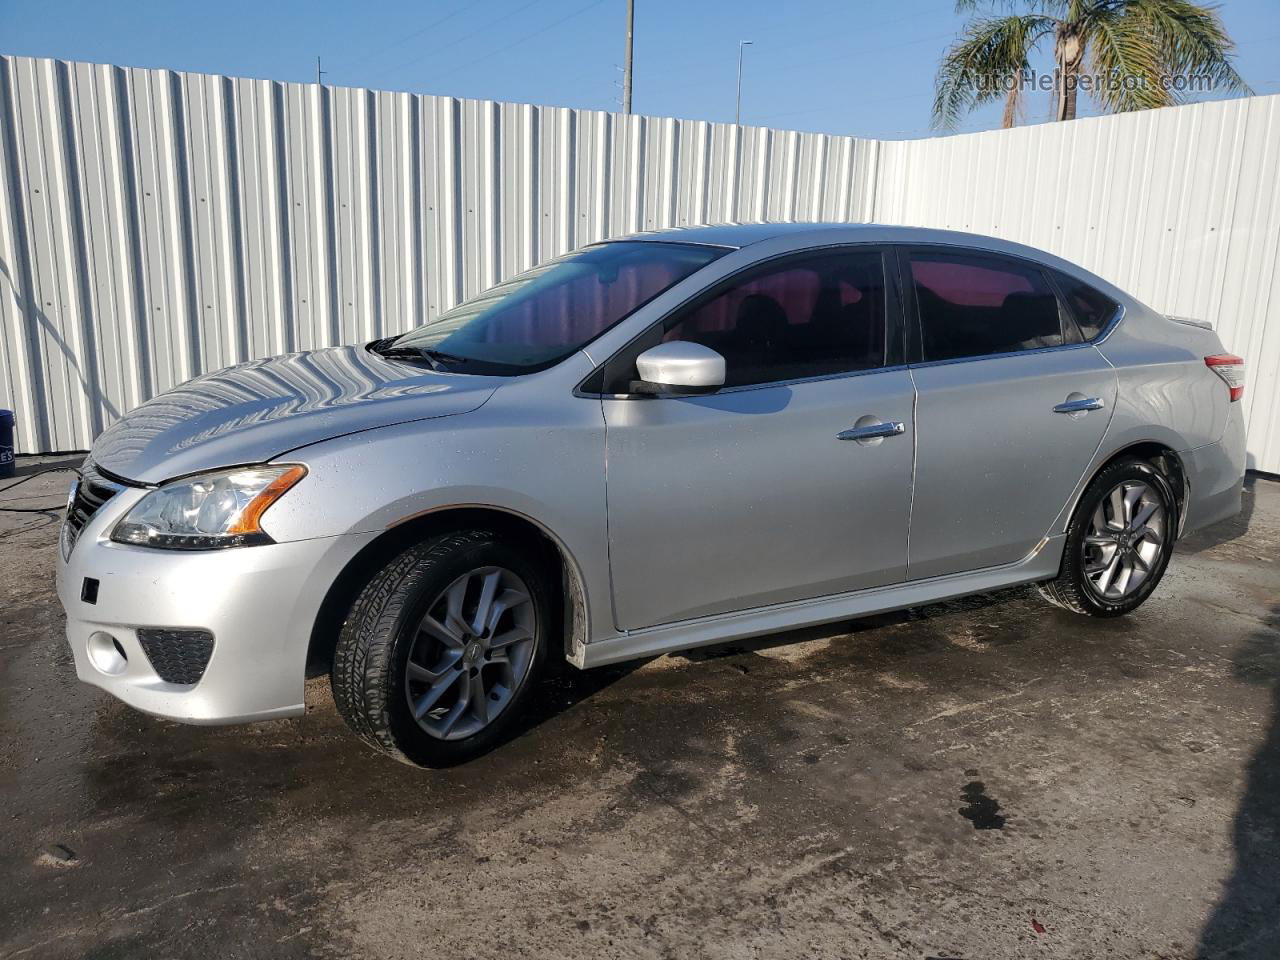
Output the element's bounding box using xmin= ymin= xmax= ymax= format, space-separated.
xmin=598 ymin=247 xmax=916 ymax=631
xmin=901 ymin=246 xmax=1117 ymax=580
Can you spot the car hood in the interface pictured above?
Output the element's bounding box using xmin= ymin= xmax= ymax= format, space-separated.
xmin=90 ymin=345 xmax=499 ymax=484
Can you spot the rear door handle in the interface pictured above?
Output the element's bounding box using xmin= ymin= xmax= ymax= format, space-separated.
xmin=838 ymin=420 xmax=905 ymax=442
xmin=1053 ymin=396 xmax=1105 ymax=414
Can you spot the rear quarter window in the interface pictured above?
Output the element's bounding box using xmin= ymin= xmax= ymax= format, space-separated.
xmin=1052 ymin=271 xmax=1119 ymax=341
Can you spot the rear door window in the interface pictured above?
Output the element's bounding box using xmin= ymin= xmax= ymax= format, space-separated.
xmin=907 ymin=250 xmax=1064 ymax=362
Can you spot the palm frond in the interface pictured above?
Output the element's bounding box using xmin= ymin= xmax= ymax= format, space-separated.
xmin=1087 ymin=0 xmax=1251 ymax=111
xmin=1088 ymin=5 xmax=1168 ymax=109
xmin=1134 ymin=0 xmax=1250 ymax=90
xmin=955 ymin=0 xmax=1066 ymax=14
xmin=932 ymin=14 xmax=1057 ymax=128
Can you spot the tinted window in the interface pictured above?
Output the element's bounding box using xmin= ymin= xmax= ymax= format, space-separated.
xmin=909 ymin=251 xmax=1063 ymax=362
xmin=660 ymin=250 xmax=887 ymax=387
xmin=391 ymin=241 xmax=723 ymax=374
xmin=1053 ymin=271 xmax=1119 ymax=341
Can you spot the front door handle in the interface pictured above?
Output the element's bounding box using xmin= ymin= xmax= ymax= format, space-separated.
xmin=838 ymin=420 xmax=905 ymax=442
xmin=1053 ymin=396 xmax=1105 ymax=414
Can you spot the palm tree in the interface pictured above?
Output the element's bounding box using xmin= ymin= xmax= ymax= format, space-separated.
xmin=933 ymin=0 xmax=1250 ymax=130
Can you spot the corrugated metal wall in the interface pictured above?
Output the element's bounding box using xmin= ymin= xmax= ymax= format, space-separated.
xmin=0 ymin=54 xmax=1276 ymax=473
xmin=0 ymin=55 xmax=879 ymax=453
xmin=874 ymin=95 xmax=1280 ymax=475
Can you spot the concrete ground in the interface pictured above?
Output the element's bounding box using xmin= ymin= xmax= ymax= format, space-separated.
xmin=1 ymin=457 xmax=1278 ymax=960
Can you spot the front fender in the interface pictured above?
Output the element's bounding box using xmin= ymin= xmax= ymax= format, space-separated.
xmin=257 ymin=366 xmax=612 ymax=649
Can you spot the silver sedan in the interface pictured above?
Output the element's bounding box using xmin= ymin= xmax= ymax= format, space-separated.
xmin=56 ymin=223 xmax=1247 ymax=766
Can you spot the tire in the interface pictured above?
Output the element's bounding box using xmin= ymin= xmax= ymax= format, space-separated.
xmin=1037 ymin=458 xmax=1177 ymax=617
xmin=331 ymin=530 xmax=552 ymax=767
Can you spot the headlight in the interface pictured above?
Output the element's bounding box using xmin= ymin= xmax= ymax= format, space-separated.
xmin=111 ymin=464 xmax=307 ymax=549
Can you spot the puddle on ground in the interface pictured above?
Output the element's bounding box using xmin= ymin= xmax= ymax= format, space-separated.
xmin=959 ymin=779 xmax=1007 ymax=830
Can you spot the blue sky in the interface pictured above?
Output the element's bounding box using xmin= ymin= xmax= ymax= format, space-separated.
xmin=2 ymin=0 xmax=1277 ymax=139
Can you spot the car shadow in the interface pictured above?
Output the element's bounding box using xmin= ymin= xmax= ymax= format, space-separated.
xmin=672 ymin=586 xmax=1029 ymax=664
xmin=1197 ymin=605 xmax=1280 ymax=959
xmin=497 ymin=586 xmax=1032 ymax=751
xmin=1178 ymin=475 xmax=1258 ymax=555
xmin=487 ymin=655 xmax=653 ymax=755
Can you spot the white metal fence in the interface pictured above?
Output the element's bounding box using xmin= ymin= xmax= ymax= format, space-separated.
xmin=875 ymin=96 xmax=1280 ymax=474
xmin=1 ymin=55 xmax=1276 ymax=472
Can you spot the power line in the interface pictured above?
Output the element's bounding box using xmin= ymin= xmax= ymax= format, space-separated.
xmin=422 ymin=0 xmax=612 ymax=89
xmin=636 ymin=0 xmax=954 ymax=95
xmin=360 ymin=0 xmax=546 ymax=86
xmin=754 ymin=0 xmax=953 ymax=63
xmin=399 ymin=0 xmax=549 ymax=87
xmin=747 ymin=31 xmax=955 ymax=83
xmin=352 ymin=1 xmax=473 ymax=76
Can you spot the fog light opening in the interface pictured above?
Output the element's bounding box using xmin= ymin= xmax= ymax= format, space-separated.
xmin=87 ymin=631 xmax=128 ymax=676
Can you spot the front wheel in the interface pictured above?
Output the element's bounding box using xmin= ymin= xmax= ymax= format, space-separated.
xmin=331 ymin=530 xmax=551 ymax=766
xmin=1037 ymin=459 xmax=1177 ymax=617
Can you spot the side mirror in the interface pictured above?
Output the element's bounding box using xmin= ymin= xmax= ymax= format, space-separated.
xmin=631 ymin=341 xmax=726 ymax=396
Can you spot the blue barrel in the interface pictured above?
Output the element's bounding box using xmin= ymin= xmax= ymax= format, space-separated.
xmin=0 ymin=409 xmax=13 ymax=479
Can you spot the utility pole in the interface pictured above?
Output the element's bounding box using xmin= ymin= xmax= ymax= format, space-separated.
xmin=735 ymin=40 xmax=752 ymax=125
xmin=316 ymin=56 xmax=326 ymax=86
xmin=622 ymin=0 xmax=634 ymax=114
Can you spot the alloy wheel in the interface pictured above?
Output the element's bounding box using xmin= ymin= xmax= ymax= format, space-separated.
xmin=1082 ymin=479 xmax=1167 ymax=601
xmin=403 ymin=566 xmax=536 ymax=740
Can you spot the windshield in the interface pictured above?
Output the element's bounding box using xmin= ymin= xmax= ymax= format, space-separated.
xmin=384 ymin=241 xmax=724 ymax=374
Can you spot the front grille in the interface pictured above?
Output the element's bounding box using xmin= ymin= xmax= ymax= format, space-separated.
xmin=62 ymin=463 xmax=125 ymax=557
xmin=137 ymin=629 xmax=215 ymax=685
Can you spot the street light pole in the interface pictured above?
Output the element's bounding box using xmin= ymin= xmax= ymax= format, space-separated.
xmin=735 ymin=40 xmax=752 ymax=126
xmin=622 ymin=0 xmax=634 ymax=114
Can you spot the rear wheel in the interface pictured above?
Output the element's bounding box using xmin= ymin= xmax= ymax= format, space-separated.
xmin=331 ymin=530 xmax=551 ymax=766
xmin=1037 ymin=459 xmax=1177 ymax=617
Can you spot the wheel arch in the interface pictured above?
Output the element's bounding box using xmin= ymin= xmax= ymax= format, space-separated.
xmin=307 ymin=505 xmax=591 ymax=677
xmin=1062 ymin=440 xmax=1189 ymax=539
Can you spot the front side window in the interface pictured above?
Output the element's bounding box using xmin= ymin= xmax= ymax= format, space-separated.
xmin=909 ymin=250 xmax=1064 ymax=362
xmin=659 ymin=250 xmax=887 ymax=388
xmin=388 ymin=241 xmax=724 ymax=374
xmin=1052 ymin=270 xmax=1119 ymax=341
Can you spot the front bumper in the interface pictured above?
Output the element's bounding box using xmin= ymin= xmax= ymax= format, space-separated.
xmin=56 ymin=485 xmax=376 ymax=724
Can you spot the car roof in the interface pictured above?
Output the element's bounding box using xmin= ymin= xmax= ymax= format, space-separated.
xmin=618 ymin=222 xmax=841 ymax=248
xmin=616 ymin=222 xmax=1049 ymax=257
xmin=619 ymin=222 xmax=863 ymax=248
xmin=618 ymin=221 xmax=1026 ymax=249
xmin=611 ymin=221 xmax=1137 ymax=307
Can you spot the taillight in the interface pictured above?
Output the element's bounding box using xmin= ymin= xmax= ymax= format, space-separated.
xmin=1205 ymin=354 xmax=1245 ymax=402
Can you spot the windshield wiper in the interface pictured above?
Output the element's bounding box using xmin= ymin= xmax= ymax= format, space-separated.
xmin=419 ymin=348 xmax=467 ymax=367
xmin=368 ymin=339 xmax=468 ymax=372
xmin=371 ymin=345 xmax=438 ymax=370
